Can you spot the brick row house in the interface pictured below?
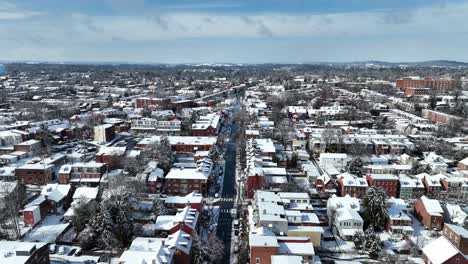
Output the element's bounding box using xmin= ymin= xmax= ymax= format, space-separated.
xmin=58 ymin=162 xmax=107 ymax=187
xmin=366 ymin=174 xmax=399 ymax=198
xmin=414 ymin=196 xmax=444 ymax=231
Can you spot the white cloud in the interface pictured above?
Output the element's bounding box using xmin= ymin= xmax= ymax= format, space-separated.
xmin=39 ymin=1 xmax=465 ymax=41
xmin=0 ymin=1 xmax=43 ymax=20
xmin=1 ymin=1 xmax=468 ymax=62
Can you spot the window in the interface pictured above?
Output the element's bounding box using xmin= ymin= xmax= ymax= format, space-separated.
xmin=256 ymin=258 xmax=260 ymax=264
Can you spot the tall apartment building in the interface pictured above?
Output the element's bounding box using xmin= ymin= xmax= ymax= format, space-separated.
xmin=94 ymin=124 xmax=115 ymax=143
xmin=396 ymin=77 xmax=457 ymax=95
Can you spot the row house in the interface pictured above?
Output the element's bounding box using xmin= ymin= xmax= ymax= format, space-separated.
xmin=146 ymin=168 xmax=164 ymax=194
xmin=417 ymin=173 xmax=443 ymax=199
xmin=414 ymin=196 xmax=444 ymax=231
xmin=131 ymin=118 xmax=181 ymax=133
xmin=163 ymin=192 xmax=204 ymax=214
xmin=327 ymin=195 xmax=363 ymax=240
xmin=386 ymin=198 xmax=414 ymax=237
xmin=164 ymin=166 xmax=209 ymax=196
xmin=337 ymin=173 xmax=368 ymax=199
xmin=119 ymin=230 xmax=194 ymax=264
xmin=250 ymin=235 xmax=315 ymax=264
xmin=315 ymin=173 xmax=338 ymax=197
xmin=169 ymin=136 xmax=217 ymax=153
xmin=366 ymin=174 xmax=399 ymax=198
xmin=15 ymin=163 xmax=54 ymax=186
xmin=252 ymin=191 xmax=288 ymax=235
xmin=155 ymin=206 xmax=199 ymax=235
xmin=95 ymin=146 xmax=126 ymax=170
xmin=119 ymin=237 xmax=175 ymax=264
xmin=134 ymin=97 xmax=171 ymax=109
xmin=443 ymin=224 xmax=468 ymax=255
xmin=58 ymin=162 xmax=107 ymax=186
xmin=436 ymin=174 xmax=468 ymax=200
xmin=13 ymin=139 xmax=41 ymax=153
xmin=398 ymin=176 xmax=425 ymax=200
xmin=191 ymin=113 xmax=220 ymax=136
xmin=23 ymin=184 xmax=74 ymax=226
xmin=422 ymin=236 xmax=468 ymax=264
xmin=365 ymin=164 xmax=412 ymax=175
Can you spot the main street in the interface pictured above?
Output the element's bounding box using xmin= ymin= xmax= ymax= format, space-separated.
xmin=216 ymin=96 xmax=240 ymax=263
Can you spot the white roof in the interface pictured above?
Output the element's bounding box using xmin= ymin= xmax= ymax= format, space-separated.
xmin=420 ymin=196 xmax=443 ymax=216
xmin=164 ymin=192 xmax=203 ymax=205
xmin=271 ymin=255 xmax=304 ymax=264
xmin=422 ymin=236 xmax=461 ymax=264
xmin=0 ymin=241 xmax=47 ymax=264
xmin=165 ymin=168 xmax=208 ymax=180
xmin=277 ymin=192 xmax=309 ymax=200
xmin=249 ymin=234 xmax=278 ymax=247
xmin=336 ymin=207 xmax=363 ymax=222
xmin=72 ymin=187 xmax=99 ymax=200
xmin=120 ymin=237 xmax=174 ymax=264
xmin=41 ymin=183 xmax=71 ymax=202
xmin=96 ymin=146 xmax=126 ymax=156
xmin=254 ymin=138 xmax=276 ymax=153
xmin=278 ymin=241 xmax=315 ymax=256
xmin=168 ymin=136 xmax=217 ymax=146
xmin=320 ymin=153 xmax=348 ymax=159
xmin=166 ymin=230 xmax=193 ymax=255
xmin=459 ymin=157 xmax=468 ymax=166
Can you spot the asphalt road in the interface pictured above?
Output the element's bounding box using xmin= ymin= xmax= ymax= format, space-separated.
xmin=216 ymin=97 xmax=240 ymax=263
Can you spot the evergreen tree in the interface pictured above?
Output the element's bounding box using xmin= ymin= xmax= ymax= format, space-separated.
xmin=362 ymin=187 xmax=388 ymax=229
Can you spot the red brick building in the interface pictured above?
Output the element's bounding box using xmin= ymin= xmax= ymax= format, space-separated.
xmin=145 ymin=168 xmax=164 ymax=194
xmin=397 ymin=77 xmax=457 ymax=92
xmin=15 ymin=163 xmax=54 ymax=185
xmin=414 ymin=196 xmax=444 ymax=231
xmin=366 ymin=174 xmax=399 ymax=198
xmin=443 ymin=224 xmax=468 ymax=255
xmin=13 ymin=139 xmax=41 ymax=153
xmin=164 ymin=168 xmax=209 ymax=196
xmin=247 ymin=172 xmax=265 ymax=199
xmin=135 ymin=97 xmax=171 ymax=109
xmin=337 ymin=174 xmax=368 ymax=198
xmin=420 ymin=174 xmax=443 ymax=199
xmin=404 ymin=87 xmax=430 ymax=96
xmin=422 ymin=236 xmax=468 ymax=264
xmin=95 ymin=146 xmax=126 ymax=169
xmin=163 ymin=192 xmax=204 ymax=214
xmin=422 ymin=109 xmax=462 ymax=124
xmin=249 ymin=235 xmax=279 ymax=264
xmin=58 ymin=162 xmax=107 ymax=186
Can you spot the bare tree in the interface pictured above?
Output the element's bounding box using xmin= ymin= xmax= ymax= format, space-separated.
xmin=191 ymin=231 xmax=224 ymax=264
xmin=0 ymin=182 xmax=26 ymax=239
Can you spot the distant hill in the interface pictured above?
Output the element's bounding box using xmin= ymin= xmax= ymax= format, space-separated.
xmin=345 ymin=60 xmax=468 ymax=68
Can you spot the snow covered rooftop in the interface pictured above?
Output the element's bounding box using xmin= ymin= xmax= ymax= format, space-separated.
xmin=0 ymin=241 xmax=48 ymax=264
xmin=420 ymin=196 xmax=443 ymax=216
xmin=422 ymin=236 xmax=461 ymax=264
xmin=249 ymin=234 xmax=278 ymax=247
xmin=41 ymin=183 xmax=71 ymax=202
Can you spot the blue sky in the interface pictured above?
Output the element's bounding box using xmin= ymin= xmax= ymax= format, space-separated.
xmin=1 ymin=0 xmax=468 ymax=63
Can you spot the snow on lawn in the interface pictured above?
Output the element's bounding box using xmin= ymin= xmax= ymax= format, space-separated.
xmin=320 ymin=239 xmax=356 ymax=253
xmin=407 ymin=213 xmax=440 ymax=249
xmin=23 ymin=215 xmax=70 ymax=243
xmin=380 ymin=232 xmax=410 ymax=252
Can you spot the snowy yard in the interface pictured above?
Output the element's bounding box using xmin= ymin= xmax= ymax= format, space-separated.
xmin=320 ymin=239 xmax=356 ymax=253
xmin=407 ymin=213 xmax=440 ymax=249
xmin=23 ymin=215 xmax=70 ymax=243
